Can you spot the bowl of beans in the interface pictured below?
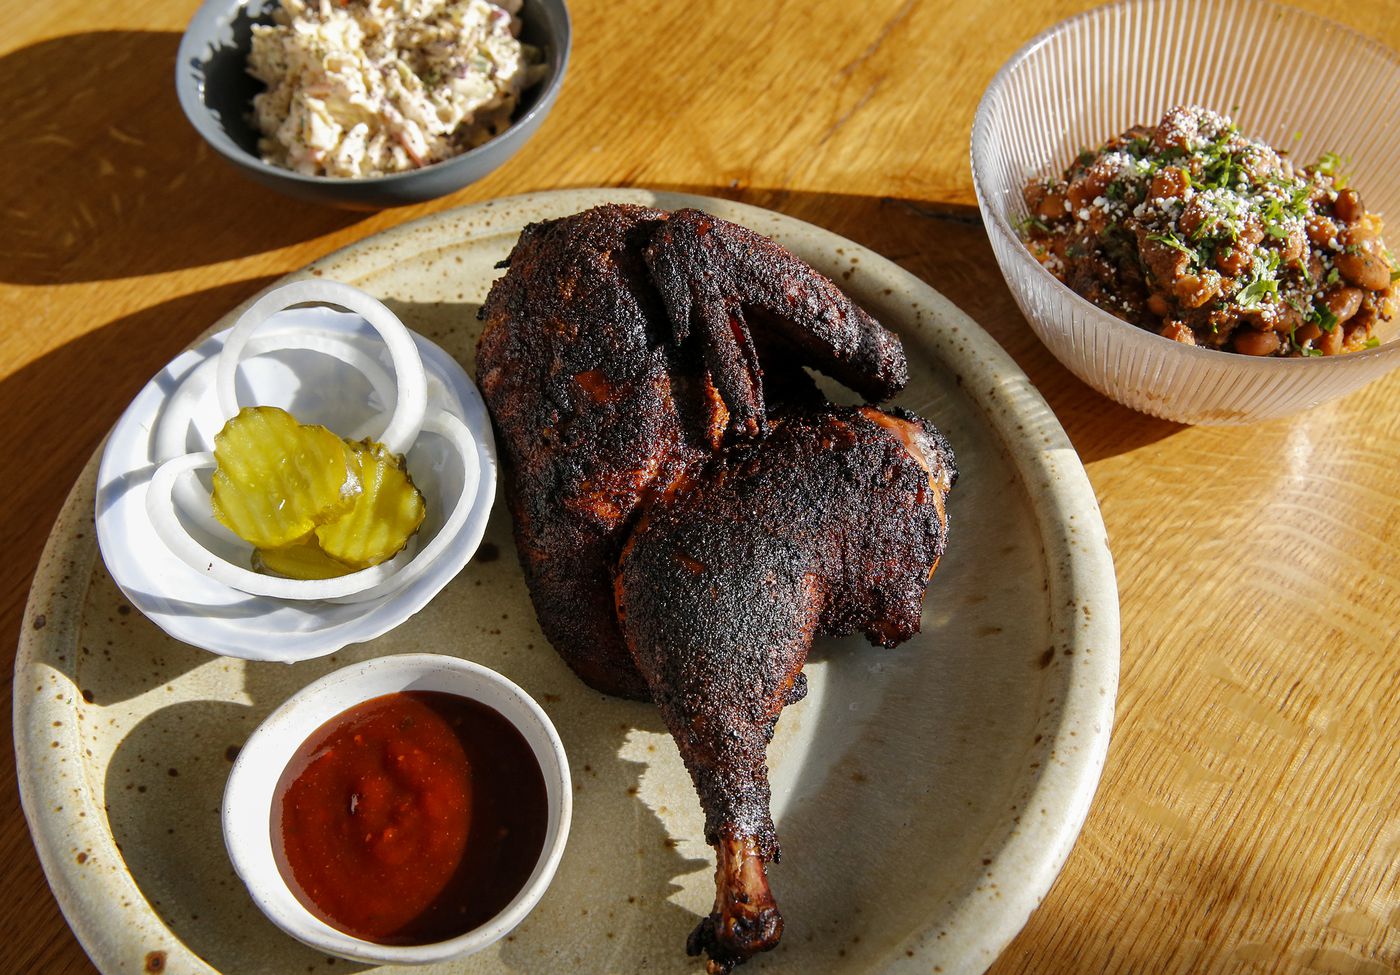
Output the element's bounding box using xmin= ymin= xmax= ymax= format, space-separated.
xmin=971 ymin=0 xmax=1400 ymax=424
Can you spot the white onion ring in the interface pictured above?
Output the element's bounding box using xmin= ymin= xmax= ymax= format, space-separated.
xmin=157 ymin=327 xmax=399 ymax=463
xmin=216 ymin=281 xmax=427 ymax=456
xmin=145 ymin=452 xmax=408 ymax=601
xmin=144 ymin=411 xmax=480 ymax=602
xmin=239 ymin=329 xmax=399 ymax=442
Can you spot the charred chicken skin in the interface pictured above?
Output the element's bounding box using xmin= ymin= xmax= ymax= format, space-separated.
xmin=476 ymin=204 xmax=956 ymax=972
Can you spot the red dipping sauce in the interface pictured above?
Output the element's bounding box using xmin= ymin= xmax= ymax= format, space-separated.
xmin=272 ymin=691 xmax=548 ymax=945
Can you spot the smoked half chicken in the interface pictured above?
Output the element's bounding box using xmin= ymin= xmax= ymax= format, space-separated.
xmin=476 ymin=204 xmax=956 ymax=972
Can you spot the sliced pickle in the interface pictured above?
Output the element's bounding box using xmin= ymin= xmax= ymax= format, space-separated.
xmin=211 ymin=406 xmax=361 ymax=549
xmin=315 ymin=440 xmax=426 ymax=569
xmin=253 ymin=539 xmax=356 ymax=580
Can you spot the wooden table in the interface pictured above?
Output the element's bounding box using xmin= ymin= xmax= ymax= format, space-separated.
xmin=4 ymin=0 xmax=1398 ymax=971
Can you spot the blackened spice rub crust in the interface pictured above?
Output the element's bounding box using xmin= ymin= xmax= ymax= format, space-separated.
xmin=1020 ymin=105 xmax=1398 ymax=356
xmin=475 ymin=203 xmax=957 ymax=974
xmin=477 ymin=204 xmax=689 ymax=700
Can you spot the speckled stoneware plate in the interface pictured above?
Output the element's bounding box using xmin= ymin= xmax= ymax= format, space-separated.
xmin=15 ymin=189 xmax=1119 ymax=975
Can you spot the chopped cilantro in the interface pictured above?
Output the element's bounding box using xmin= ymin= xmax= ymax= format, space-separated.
xmin=1305 ymin=301 xmax=1339 ymax=332
xmin=1315 ymin=152 xmax=1345 ymax=175
xmin=1237 ymin=277 xmax=1278 ymax=308
xmin=1200 ymin=153 xmax=1237 ymax=190
xmin=1313 ymin=152 xmax=1351 ymax=187
xmin=1015 ymin=214 xmax=1050 ymax=236
xmin=1147 ymin=231 xmax=1200 ymax=264
xmin=1258 ymin=196 xmax=1296 ymax=240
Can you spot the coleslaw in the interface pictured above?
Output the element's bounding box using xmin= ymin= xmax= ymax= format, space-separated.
xmin=247 ymin=0 xmax=542 ymax=178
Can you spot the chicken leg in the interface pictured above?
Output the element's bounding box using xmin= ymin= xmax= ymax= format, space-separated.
xmin=616 ymin=408 xmax=956 ymax=972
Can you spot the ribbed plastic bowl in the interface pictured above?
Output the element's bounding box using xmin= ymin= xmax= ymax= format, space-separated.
xmin=971 ymin=0 xmax=1400 ymax=424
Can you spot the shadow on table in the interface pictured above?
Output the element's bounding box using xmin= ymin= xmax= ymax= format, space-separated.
xmin=0 ymin=278 xmax=277 ymax=670
xmin=0 ymin=184 xmax=1179 ymax=674
xmin=0 ymin=30 xmax=360 ymax=285
xmin=7 ymin=199 xmax=1184 ymax=972
xmin=0 ymin=281 xmax=286 ymax=975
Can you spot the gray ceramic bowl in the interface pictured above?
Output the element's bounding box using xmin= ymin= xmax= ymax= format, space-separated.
xmin=175 ymin=0 xmax=570 ymax=209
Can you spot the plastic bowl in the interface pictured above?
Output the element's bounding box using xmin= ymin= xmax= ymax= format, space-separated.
xmin=175 ymin=0 xmax=571 ymax=209
xmin=971 ymin=0 xmax=1400 ymax=424
xmin=223 ymin=654 xmax=572 ymax=965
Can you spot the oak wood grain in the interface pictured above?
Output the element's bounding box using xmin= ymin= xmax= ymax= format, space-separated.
xmin=3 ymin=1 xmax=1398 ymax=973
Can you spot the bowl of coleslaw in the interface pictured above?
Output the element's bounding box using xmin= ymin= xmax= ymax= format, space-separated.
xmin=176 ymin=0 xmax=570 ymax=209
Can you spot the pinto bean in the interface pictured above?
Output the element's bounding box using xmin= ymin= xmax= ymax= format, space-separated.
xmin=1178 ymin=197 xmax=1216 ymax=237
xmin=1037 ymin=191 xmax=1069 ymax=221
xmin=1233 ymin=329 xmax=1281 ymax=356
xmin=1334 ymin=188 xmax=1364 ymax=224
xmin=1326 ymin=287 xmax=1364 ymax=326
xmin=1216 ymin=241 xmax=1251 ymax=277
xmin=1085 ymin=206 xmax=1112 ymax=236
xmin=1153 ymin=107 xmax=1199 ymax=151
xmin=1294 ymin=321 xmax=1322 ymax=344
xmin=1344 ymin=216 xmax=1382 ymax=244
xmin=1317 ymin=323 xmax=1344 ymax=355
xmin=1335 ymin=247 xmax=1392 ymax=291
xmin=1150 ymin=166 xmax=1189 ymax=200
xmin=1173 ymin=271 xmax=1221 ymax=309
xmin=1342 ymin=322 xmax=1375 ymax=352
xmin=1238 ymin=217 xmax=1265 ymax=248
xmin=1067 ymin=160 xmax=1119 ymax=212
xmin=1279 ymin=226 xmax=1307 ymax=265
xmin=1240 ymin=145 xmax=1281 ymax=182
xmin=1307 ymin=213 xmax=1339 ymax=247
xmin=1275 ymin=302 xmax=1305 ymax=336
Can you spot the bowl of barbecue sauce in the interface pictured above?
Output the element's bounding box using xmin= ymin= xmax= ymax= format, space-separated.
xmin=222 ymin=654 xmax=571 ymax=964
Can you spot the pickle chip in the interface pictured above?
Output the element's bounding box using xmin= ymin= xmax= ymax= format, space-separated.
xmin=211 ymin=406 xmax=361 ymax=549
xmin=253 ymin=539 xmax=356 ymax=580
xmin=315 ymin=440 xmax=426 ymax=569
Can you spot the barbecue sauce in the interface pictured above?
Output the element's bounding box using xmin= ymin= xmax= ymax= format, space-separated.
xmin=272 ymin=691 xmax=547 ymax=945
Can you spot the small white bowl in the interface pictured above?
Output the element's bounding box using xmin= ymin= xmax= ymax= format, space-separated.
xmin=223 ymin=653 xmax=572 ymax=965
xmin=971 ymin=0 xmax=1400 ymax=424
xmin=94 ymin=294 xmax=497 ymax=660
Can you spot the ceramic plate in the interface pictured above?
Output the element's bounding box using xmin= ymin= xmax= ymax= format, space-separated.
xmin=15 ymin=189 xmax=1119 ymax=975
